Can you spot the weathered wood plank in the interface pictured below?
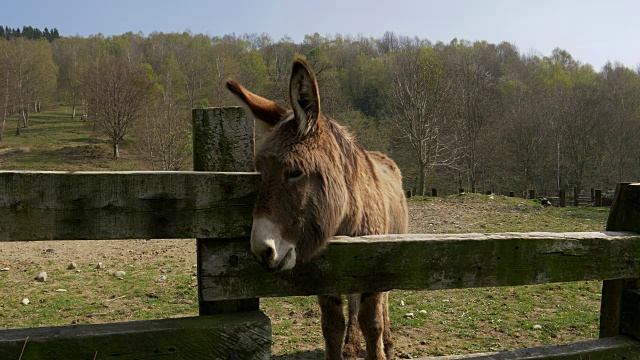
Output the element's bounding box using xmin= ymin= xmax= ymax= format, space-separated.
xmin=600 ymin=183 xmax=640 ymax=338
xmin=418 ymin=335 xmax=640 ymax=359
xmin=0 ymin=312 xmax=271 ymax=360
xmin=622 ymin=288 xmax=640 ymax=340
xmin=193 ymin=106 xmax=259 ymax=314
xmin=0 ymin=171 xmax=258 ymax=241
xmin=199 ymin=232 xmax=640 ymax=301
xmin=606 ymin=183 xmax=640 ymax=233
xmin=192 ymin=107 xmax=255 ymax=173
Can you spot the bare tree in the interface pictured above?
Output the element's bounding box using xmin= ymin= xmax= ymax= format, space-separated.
xmin=135 ymin=56 xmax=191 ymax=170
xmin=2 ymin=38 xmax=57 ymax=133
xmin=600 ymin=62 xmax=640 ymax=183
xmin=447 ymin=43 xmax=500 ymax=193
xmin=563 ymin=75 xmax=606 ymax=194
xmin=52 ymin=37 xmax=84 ymax=119
xmin=386 ymin=47 xmax=457 ymax=195
xmin=84 ymin=56 xmax=154 ymax=158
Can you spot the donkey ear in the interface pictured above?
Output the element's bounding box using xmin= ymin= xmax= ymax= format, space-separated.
xmin=226 ymin=79 xmax=287 ymax=126
xmin=289 ymin=58 xmax=321 ymax=137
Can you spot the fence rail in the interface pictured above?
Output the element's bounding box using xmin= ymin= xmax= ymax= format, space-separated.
xmin=199 ymin=231 xmax=640 ymax=301
xmin=0 ymin=170 xmax=257 ymax=241
xmin=0 ymin=107 xmax=638 ymax=359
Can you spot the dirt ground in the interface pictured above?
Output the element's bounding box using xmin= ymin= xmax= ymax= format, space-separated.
xmin=0 ymin=198 xmax=607 ymax=359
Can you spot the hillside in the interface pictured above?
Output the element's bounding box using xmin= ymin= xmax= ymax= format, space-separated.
xmin=0 ymin=107 xmax=151 ymax=171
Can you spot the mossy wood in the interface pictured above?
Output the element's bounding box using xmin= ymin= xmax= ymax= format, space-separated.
xmin=0 ymin=171 xmax=257 ymax=241
xmin=192 ymin=106 xmax=259 ymax=314
xmin=600 ymin=183 xmax=640 ymax=339
xmin=192 ymin=107 xmax=255 ymax=173
xmin=0 ymin=313 xmax=271 ymax=360
xmin=417 ymin=336 xmax=640 ymax=359
xmin=199 ymin=231 xmax=640 ymax=301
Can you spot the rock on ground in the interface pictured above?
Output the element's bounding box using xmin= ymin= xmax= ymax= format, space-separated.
xmin=34 ymin=271 xmax=47 ymax=282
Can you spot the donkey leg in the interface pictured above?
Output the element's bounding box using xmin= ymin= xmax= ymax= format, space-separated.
xmin=358 ymin=292 xmax=386 ymax=360
xmin=382 ymin=292 xmax=394 ymax=359
xmin=343 ymin=294 xmax=363 ymax=359
xmin=318 ymin=294 xmax=346 ymax=360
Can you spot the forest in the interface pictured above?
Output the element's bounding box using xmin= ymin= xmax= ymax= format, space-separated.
xmin=1 ymin=30 xmax=639 ymax=196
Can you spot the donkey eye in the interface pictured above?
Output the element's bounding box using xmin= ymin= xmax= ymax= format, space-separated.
xmin=285 ymin=170 xmax=304 ymax=182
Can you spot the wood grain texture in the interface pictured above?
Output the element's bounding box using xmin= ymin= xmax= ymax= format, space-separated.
xmin=0 ymin=312 xmax=271 ymax=360
xmin=199 ymin=232 xmax=640 ymax=301
xmin=600 ymin=183 xmax=640 ymax=338
xmin=0 ymin=171 xmax=257 ymax=241
xmin=192 ymin=106 xmax=259 ymax=313
xmin=606 ymin=183 xmax=640 ymax=233
xmin=192 ymin=107 xmax=254 ymax=173
xmin=417 ymin=336 xmax=640 ymax=359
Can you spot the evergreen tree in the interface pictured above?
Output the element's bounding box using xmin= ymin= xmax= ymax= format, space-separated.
xmin=0 ymin=25 xmax=61 ymax=41
xmin=22 ymin=26 xmax=32 ymax=39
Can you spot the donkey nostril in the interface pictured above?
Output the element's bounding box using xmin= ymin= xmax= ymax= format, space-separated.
xmin=261 ymin=246 xmax=275 ymax=264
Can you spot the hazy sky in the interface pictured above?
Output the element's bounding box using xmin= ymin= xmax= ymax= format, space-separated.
xmin=2 ymin=0 xmax=638 ymax=70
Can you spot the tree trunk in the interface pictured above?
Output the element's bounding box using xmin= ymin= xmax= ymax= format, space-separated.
xmin=22 ymin=106 xmax=29 ymax=128
xmin=556 ymin=137 xmax=561 ymax=190
xmin=72 ymin=92 xmax=77 ymax=119
xmin=1 ymin=86 xmax=7 ymax=140
xmin=417 ymin=159 xmax=425 ymax=196
xmin=1 ymin=106 xmax=6 ymax=140
xmin=15 ymin=113 xmax=20 ymax=135
xmin=113 ymin=142 xmax=120 ymax=159
xmin=421 ymin=165 xmax=429 ymax=197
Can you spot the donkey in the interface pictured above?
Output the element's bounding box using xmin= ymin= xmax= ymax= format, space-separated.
xmin=226 ymin=58 xmax=408 ymax=360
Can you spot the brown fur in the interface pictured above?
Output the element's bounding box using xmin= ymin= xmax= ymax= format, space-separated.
xmin=227 ymin=58 xmax=408 ymax=360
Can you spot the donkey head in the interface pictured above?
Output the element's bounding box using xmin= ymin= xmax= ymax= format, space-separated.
xmin=227 ymin=59 xmax=349 ymax=272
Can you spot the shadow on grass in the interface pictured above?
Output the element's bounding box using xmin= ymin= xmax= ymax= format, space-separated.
xmin=61 ymin=137 xmax=104 ymax=144
xmin=272 ymin=350 xmax=324 ymax=360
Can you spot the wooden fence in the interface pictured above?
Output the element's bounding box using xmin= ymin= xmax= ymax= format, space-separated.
xmin=0 ymin=107 xmax=639 ymax=359
xmin=409 ymin=188 xmax=609 ymax=208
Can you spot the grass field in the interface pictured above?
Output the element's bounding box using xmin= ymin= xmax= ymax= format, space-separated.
xmin=0 ymin=106 xmax=150 ymax=171
xmin=0 ymin=107 xmax=611 ymax=359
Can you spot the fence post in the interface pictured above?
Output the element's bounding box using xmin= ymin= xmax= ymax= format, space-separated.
xmin=431 ymin=188 xmax=437 ymax=197
xmin=591 ymin=188 xmax=595 ymax=203
xmin=459 ymin=188 xmax=465 ymax=195
xmin=529 ymin=190 xmax=535 ymax=199
xmin=193 ymin=107 xmax=259 ymax=314
xmin=573 ymin=187 xmax=579 ymax=207
xmin=595 ymin=189 xmax=603 ymax=207
xmin=599 ymin=182 xmax=640 ymax=339
xmin=559 ymin=189 xmax=566 ymax=207
xmin=509 ymin=191 xmax=514 ymax=197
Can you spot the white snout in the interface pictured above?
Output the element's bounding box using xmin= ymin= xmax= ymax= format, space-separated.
xmin=251 ymin=217 xmax=297 ymax=271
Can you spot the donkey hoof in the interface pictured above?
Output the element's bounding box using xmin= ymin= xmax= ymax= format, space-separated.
xmin=342 ymin=343 xmax=362 ymax=359
xmin=384 ymin=345 xmax=394 ymax=360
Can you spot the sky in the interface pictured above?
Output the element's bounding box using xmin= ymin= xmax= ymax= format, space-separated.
xmin=2 ymin=0 xmax=638 ymax=70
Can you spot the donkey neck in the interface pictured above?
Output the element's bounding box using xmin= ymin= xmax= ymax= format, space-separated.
xmin=326 ymin=119 xmax=383 ymax=237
